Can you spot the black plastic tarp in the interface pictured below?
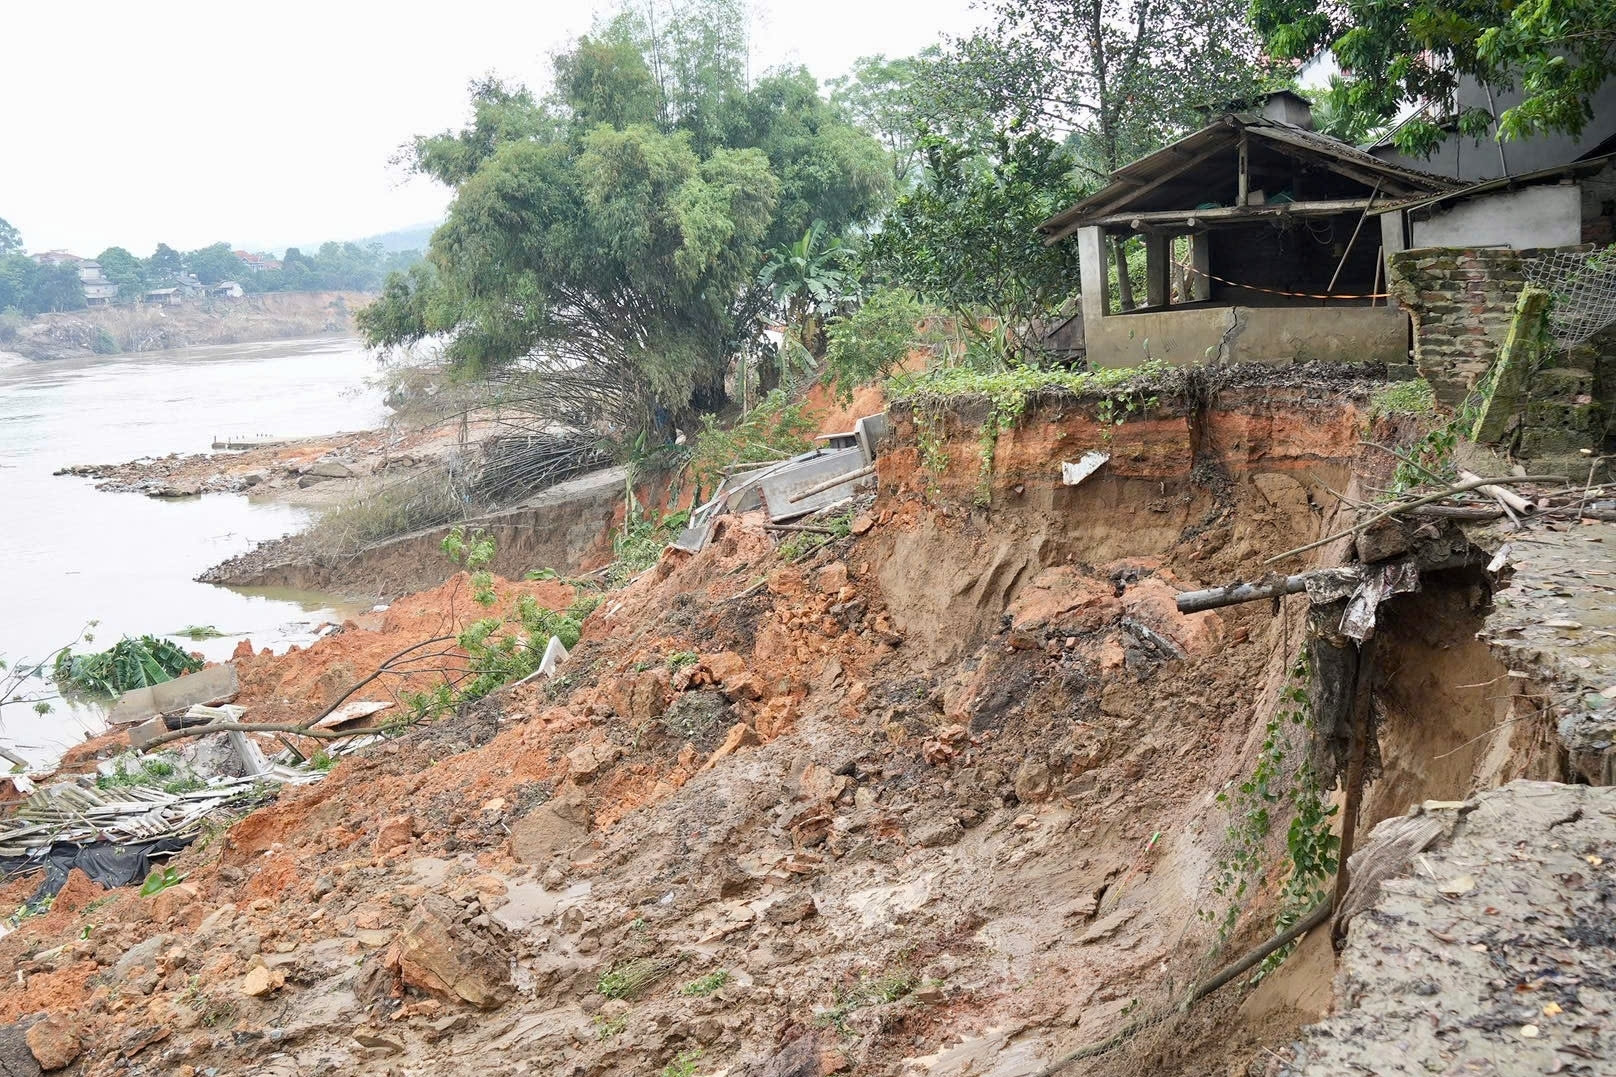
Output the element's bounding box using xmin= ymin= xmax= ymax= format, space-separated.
xmin=1 ymin=837 xmax=194 ymax=910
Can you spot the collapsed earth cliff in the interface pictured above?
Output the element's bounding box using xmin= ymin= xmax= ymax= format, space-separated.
xmin=1 ymin=364 xmax=1608 ymax=1077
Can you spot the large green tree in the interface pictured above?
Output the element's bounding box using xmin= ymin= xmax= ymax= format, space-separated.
xmin=186 ymin=242 xmax=245 ymax=285
xmin=1252 ymin=0 xmax=1616 ymax=154
xmin=869 ymin=128 xmax=1085 ymax=360
xmin=0 ymin=217 xmax=21 ymax=257
xmin=931 ymin=0 xmax=1274 ymax=179
xmin=95 ymin=247 xmax=147 ymax=299
xmin=361 ymin=0 xmax=890 ymax=438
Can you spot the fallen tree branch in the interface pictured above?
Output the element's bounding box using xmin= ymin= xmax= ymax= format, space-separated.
xmin=763 ymin=523 xmax=836 ymax=535
xmin=785 ymin=464 xmax=875 ymax=504
xmin=295 ymin=635 xmax=458 ymax=731
xmin=131 ymin=721 xmax=359 ymax=753
xmin=1359 ymin=440 xmax=1445 ymax=486
xmin=1266 ymin=476 xmax=1563 ymax=565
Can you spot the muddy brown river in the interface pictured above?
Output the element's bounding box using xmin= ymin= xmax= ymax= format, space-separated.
xmin=0 ymin=336 xmax=386 ymax=766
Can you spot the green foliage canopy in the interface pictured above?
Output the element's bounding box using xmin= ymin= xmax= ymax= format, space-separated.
xmin=869 ymin=129 xmax=1084 ymax=357
xmin=359 ymin=0 xmax=891 ymax=439
xmin=1252 ymin=0 xmax=1616 ymax=154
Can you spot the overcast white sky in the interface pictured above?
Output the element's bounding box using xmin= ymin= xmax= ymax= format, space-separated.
xmin=2 ymin=0 xmax=983 ymax=258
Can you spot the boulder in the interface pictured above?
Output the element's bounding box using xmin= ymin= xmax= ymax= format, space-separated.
xmin=1014 ymin=759 xmax=1054 ymax=804
xmin=25 ymin=1016 xmax=79 ymax=1071
xmin=509 ymin=804 xmax=588 ymax=865
xmin=385 ymin=895 xmax=513 ymax=1009
xmin=702 ymin=723 xmax=759 ymax=770
xmin=0 ymin=1022 xmax=42 ymax=1077
xmin=1355 ymin=517 xmax=1413 ymax=564
xmin=375 ymin=814 xmax=416 ymax=852
xmin=565 ymin=739 xmax=622 ymax=781
xmin=240 ymin=963 xmax=286 ymax=998
xmin=307 ymin=459 xmax=355 ymax=479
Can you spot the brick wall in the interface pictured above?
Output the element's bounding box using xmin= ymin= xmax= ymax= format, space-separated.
xmin=1386 ymin=247 xmax=1528 ymax=407
xmin=1388 ymin=245 xmax=1612 ymax=463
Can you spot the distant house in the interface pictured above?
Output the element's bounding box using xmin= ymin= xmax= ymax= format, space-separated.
xmin=30 ymin=250 xmax=83 ymax=267
xmin=232 ymin=250 xmax=281 ymax=273
xmin=77 ymin=260 xmax=119 ymax=305
xmin=144 ymin=275 xmax=207 ymax=306
xmin=143 ymin=287 xmax=181 ymax=306
xmin=209 ymin=280 xmax=244 ymax=298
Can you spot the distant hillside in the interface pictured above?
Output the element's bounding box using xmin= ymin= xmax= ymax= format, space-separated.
xmin=352 ymin=222 xmax=439 ymax=253
xmin=269 ymin=222 xmax=440 ymax=258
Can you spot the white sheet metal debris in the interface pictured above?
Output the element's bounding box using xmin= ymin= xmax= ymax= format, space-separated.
xmin=670 ymin=412 xmax=887 ymax=554
xmin=1061 ymin=451 xmax=1110 ymax=486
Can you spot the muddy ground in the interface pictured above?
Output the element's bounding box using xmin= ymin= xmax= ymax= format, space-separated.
xmin=1 ymin=372 xmax=1607 ymax=1077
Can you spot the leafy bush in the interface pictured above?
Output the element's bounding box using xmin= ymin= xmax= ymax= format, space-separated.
xmin=824 ymin=288 xmax=931 ymax=398
xmin=54 ymin=636 xmax=204 ymax=697
xmin=680 ymin=970 xmax=731 ymax=996
xmin=684 ymin=389 xmax=817 ymax=492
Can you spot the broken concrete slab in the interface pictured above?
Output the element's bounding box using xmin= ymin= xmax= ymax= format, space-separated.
xmin=761 ymin=447 xmax=870 ymax=521
xmin=1292 ymin=781 xmax=1616 ymax=1076
xmin=106 ymin=663 xmax=238 ymax=726
xmin=1061 ymin=451 xmax=1109 ymax=486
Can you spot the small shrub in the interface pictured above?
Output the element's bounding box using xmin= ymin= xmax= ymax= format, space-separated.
xmin=54 ymin=635 xmax=204 ymax=697
xmin=685 ymin=389 xmax=816 ymax=491
xmin=91 ymin=328 xmax=120 ymax=355
xmin=172 ymin=625 xmax=226 ymax=640
xmin=680 ymin=970 xmax=731 ymax=997
xmin=666 ymin=650 xmax=698 ymax=671
xmin=139 ymin=866 xmax=185 ymax=897
xmin=592 ymin=1013 xmax=627 ymax=1040
xmin=598 ymin=956 xmax=679 ymax=1000
xmin=661 ymin=1049 xmax=701 ymax=1077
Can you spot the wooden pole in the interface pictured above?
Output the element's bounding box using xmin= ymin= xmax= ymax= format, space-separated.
xmin=1326 ymin=180 xmax=1382 ymax=295
xmin=785 ymin=464 xmax=875 ymax=504
xmin=1333 ymin=637 xmax=1378 ymax=915
xmin=1237 ymin=132 xmax=1249 ymax=206
xmin=1175 ymin=573 xmax=1313 ymax=614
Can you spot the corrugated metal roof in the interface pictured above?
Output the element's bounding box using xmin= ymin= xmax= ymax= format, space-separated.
xmin=1040 ymin=115 xmax=1460 ymax=238
xmin=1367 ymin=151 xmax=1616 ymax=216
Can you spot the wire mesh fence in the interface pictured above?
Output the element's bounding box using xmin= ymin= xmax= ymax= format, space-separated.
xmin=1523 ymin=245 xmax=1616 ymax=348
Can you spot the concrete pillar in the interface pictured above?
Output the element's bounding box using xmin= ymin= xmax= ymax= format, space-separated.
xmin=1379 ymin=212 xmax=1408 ymax=310
xmin=1144 ymin=232 xmax=1170 ymax=308
xmin=1077 ymin=226 xmax=1109 ymax=328
xmin=1190 ymin=232 xmax=1212 ymax=301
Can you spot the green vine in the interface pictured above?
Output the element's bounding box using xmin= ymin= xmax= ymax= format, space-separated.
xmin=1204 ymin=646 xmax=1339 ymax=975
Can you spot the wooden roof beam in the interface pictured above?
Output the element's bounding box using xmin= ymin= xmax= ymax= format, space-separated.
xmin=1043 ymin=139 xmax=1232 ymax=244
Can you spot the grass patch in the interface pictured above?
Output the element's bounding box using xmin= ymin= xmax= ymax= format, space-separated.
xmin=597 ymin=956 xmax=681 ymax=1000
xmin=680 ymin=970 xmax=731 ymax=997
xmin=1368 ymin=379 xmax=1438 ymax=420
xmin=813 ymin=967 xmax=919 ymax=1036
xmin=661 ymin=1049 xmax=702 ymax=1077
xmin=666 ymin=650 xmax=698 ymax=671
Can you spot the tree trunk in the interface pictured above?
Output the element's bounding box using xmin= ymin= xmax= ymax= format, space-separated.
xmin=1113 ymin=236 xmax=1136 ymax=312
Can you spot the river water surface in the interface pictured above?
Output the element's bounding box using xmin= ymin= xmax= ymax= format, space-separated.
xmin=0 ymin=337 xmax=388 ymax=766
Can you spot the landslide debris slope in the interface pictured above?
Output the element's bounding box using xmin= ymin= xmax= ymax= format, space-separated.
xmin=0 ymin=368 xmax=1574 ymax=1077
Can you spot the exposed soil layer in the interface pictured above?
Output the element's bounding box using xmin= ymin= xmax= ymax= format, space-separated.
xmin=0 ymin=366 xmax=1585 ymax=1077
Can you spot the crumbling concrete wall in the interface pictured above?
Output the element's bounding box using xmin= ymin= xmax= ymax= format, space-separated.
xmin=1388 ymin=246 xmax=1612 ymax=461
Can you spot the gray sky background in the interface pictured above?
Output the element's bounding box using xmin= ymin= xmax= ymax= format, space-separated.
xmin=2 ymin=0 xmax=982 ymax=258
